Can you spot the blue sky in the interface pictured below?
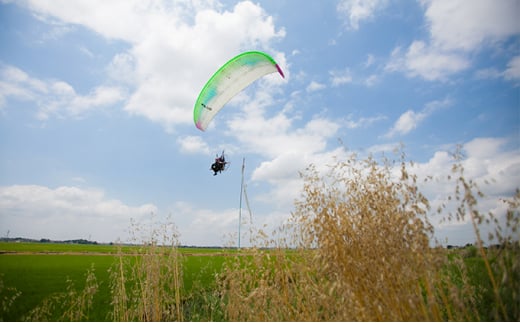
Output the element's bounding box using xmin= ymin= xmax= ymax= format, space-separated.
xmin=0 ymin=0 xmax=519 ymax=246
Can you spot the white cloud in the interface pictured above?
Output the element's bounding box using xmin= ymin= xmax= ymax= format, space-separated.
xmin=251 ymin=147 xmax=349 ymax=210
xmin=386 ymin=0 xmax=520 ymax=82
xmin=78 ymin=45 xmax=95 ymax=58
xmin=337 ymin=0 xmax=388 ymax=30
xmin=19 ymin=0 xmax=286 ymax=132
xmin=364 ymin=74 xmax=379 ymax=87
xmin=0 ymin=185 xmax=157 ymax=242
xmin=123 ymin=2 xmax=285 ymax=132
xmin=0 ymin=65 xmax=125 ymax=118
xmin=423 ymin=0 xmax=520 ymax=52
xmin=0 ymin=66 xmax=45 ymax=107
xmin=227 ymin=101 xmax=340 ymax=159
xmin=329 ymin=68 xmax=353 ymax=86
xmin=67 ymin=86 xmax=125 ymax=116
xmin=474 ymin=67 xmax=503 ymax=80
xmin=107 ymin=52 xmax=137 ymax=85
xmin=404 ymin=41 xmax=470 ymax=81
xmin=26 ymin=0 xmax=158 ymax=43
xmin=460 ymin=137 xmax=520 ymax=195
xmin=0 ymin=181 xmax=286 ymax=247
xmin=409 ymin=137 xmax=520 ymax=199
xmin=474 ymin=56 xmax=520 ymax=82
xmin=171 ymin=201 xmax=240 ymax=246
xmin=464 ymin=137 xmax=505 ymax=160
xmin=222 ymin=85 xmax=344 ymax=210
xmin=504 ymin=55 xmax=520 ymax=81
xmin=345 ymin=114 xmax=386 ymax=129
xmin=407 ymin=136 xmax=520 ymax=244
xmin=385 ymin=98 xmax=452 ymax=138
xmin=171 ymin=199 xmax=293 ymax=247
xmin=388 ymin=110 xmax=425 ymax=136
xmin=364 ymin=54 xmax=375 ymax=68
xmin=385 ymin=41 xmax=470 ymax=81
xmin=306 ymin=81 xmax=326 ymax=92
xmin=177 ymin=135 xmax=210 ymax=154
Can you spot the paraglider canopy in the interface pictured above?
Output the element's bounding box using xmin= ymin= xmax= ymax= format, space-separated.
xmin=193 ymin=51 xmax=284 ymax=131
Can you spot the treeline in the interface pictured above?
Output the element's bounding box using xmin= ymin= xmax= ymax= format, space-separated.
xmin=446 ymin=242 xmax=518 ymax=250
xmin=0 ymin=237 xmax=98 ymax=245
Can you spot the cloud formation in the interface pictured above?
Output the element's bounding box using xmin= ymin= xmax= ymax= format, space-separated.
xmin=503 ymin=55 xmax=520 ymax=81
xmin=330 ymin=68 xmax=353 ymax=86
xmin=385 ymin=98 xmax=452 ymax=138
xmin=337 ymin=0 xmax=388 ymax=30
xmin=424 ymin=0 xmax=520 ymax=52
xmin=385 ymin=0 xmax=520 ymax=81
xmin=0 ymin=65 xmax=125 ymax=119
xmin=0 ymin=185 xmax=157 ymax=242
xmin=20 ymin=0 xmax=286 ymax=132
xmin=306 ymin=81 xmax=326 ymax=92
xmin=385 ymin=42 xmax=470 ymax=81
xmin=177 ymin=135 xmax=210 ymax=154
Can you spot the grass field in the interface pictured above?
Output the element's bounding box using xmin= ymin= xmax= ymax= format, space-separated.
xmin=0 ymin=253 xmax=114 ymax=321
xmin=0 ymin=242 xmax=121 ymax=254
xmin=0 ymin=242 xmax=226 ymax=255
xmin=0 ymin=243 xmax=226 ymax=321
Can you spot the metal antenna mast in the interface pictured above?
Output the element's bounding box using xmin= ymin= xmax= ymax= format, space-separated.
xmin=238 ymin=157 xmax=245 ymax=249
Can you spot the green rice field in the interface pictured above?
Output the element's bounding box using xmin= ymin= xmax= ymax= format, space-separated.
xmin=0 ymin=242 xmax=226 ymax=321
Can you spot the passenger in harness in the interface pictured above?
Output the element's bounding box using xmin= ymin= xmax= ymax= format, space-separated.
xmin=211 ymin=151 xmax=228 ymax=175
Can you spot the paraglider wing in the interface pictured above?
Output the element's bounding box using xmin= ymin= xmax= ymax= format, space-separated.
xmin=194 ymin=51 xmax=285 ymax=131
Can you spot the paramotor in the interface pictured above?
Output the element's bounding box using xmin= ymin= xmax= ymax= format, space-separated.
xmin=211 ymin=151 xmax=229 ymax=176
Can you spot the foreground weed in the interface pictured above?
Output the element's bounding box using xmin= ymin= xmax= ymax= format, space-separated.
xmin=183 ymin=275 xmax=224 ymax=321
xmin=108 ymin=216 xmax=184 ymax=321
xmin=0 ymin=275 xmax=21 ymax=321
xmin=220 ymin=151 xmax=518 ymax=321
xmin=449 ymin=151 xmax=519 ymax=321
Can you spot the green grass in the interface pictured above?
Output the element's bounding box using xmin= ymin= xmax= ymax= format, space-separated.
xmin=0 ymin=242 xmax=230 ymax=255
xmin=0 ymin=242 xmax=135 ymax=254
xmin=0 ymin=243 xmax=226 ymax=321
xmin=182 ymin=255 xmax=225 ymax=291
xmin=0 ymin=254 xmax=115 ymax=321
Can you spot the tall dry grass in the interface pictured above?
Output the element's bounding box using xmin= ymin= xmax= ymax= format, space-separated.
xmin=448 ymin=152 xmax=519 ymax=320
xmin=0 ymin=274 xmax=21 ymax=321
xmin=108 ymin=216 xmax=183 ymax=321
xmin=220 ymin=152 xmax=519 ymax=321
